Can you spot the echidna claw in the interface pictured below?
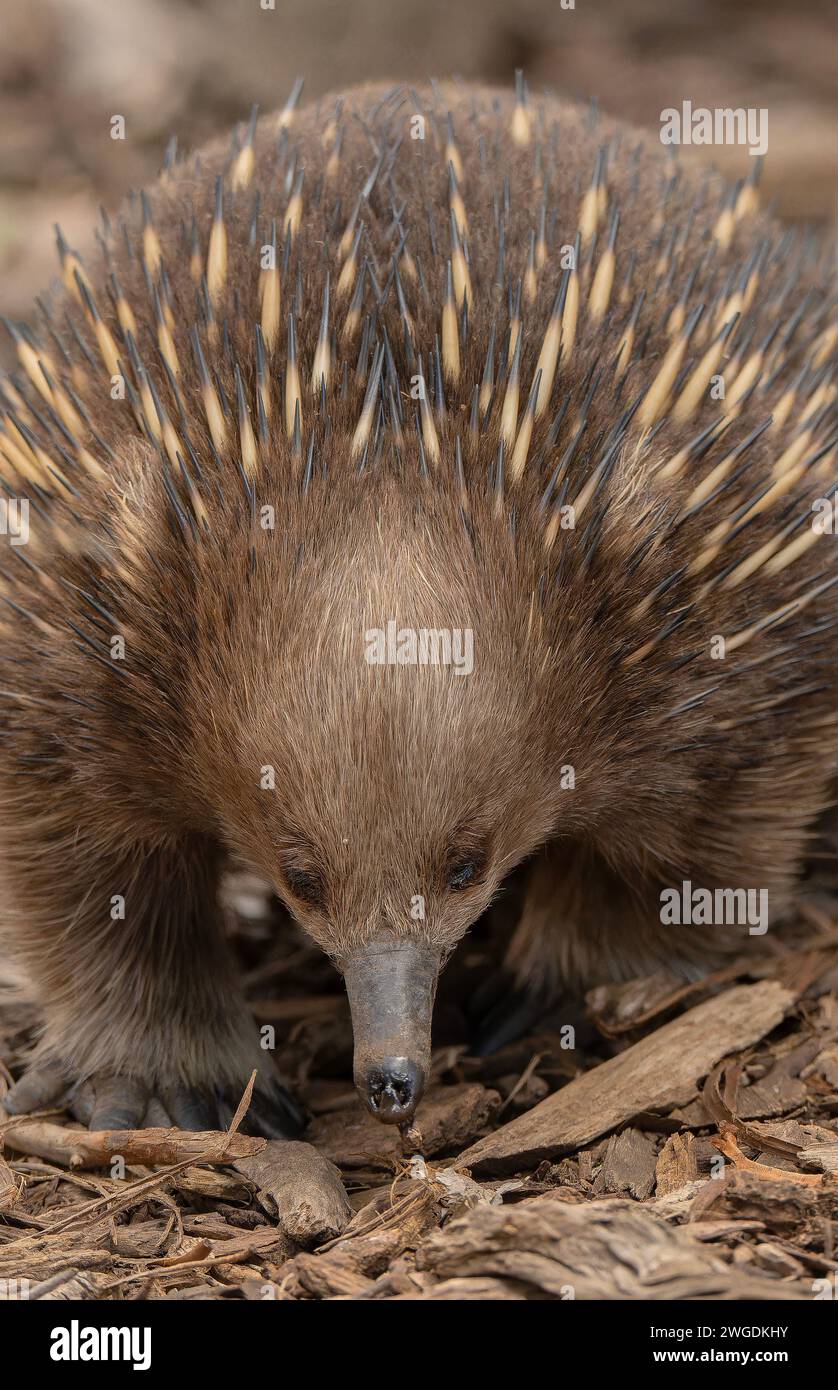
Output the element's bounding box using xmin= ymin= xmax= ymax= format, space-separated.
xmin=2 ymin=1059 xmax=68 ymax=1115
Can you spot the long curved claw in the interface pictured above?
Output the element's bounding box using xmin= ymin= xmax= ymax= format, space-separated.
xmin=87 ymin=1074 xmax=150 ymax=1130
xmin=246 ymin=1079 xmax=307 ymax=1139
xmin=3 ymin=1060 xmax=68 ymax=1114
xmin=216 ymin=1075 xmax=307 ymax=1139
xmin=160 ymin=1085 xmax=219 ymax=1132
xmin=4 ymin=1059 xmax=304 ymax=1140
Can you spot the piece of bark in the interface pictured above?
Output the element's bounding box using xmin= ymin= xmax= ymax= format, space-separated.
xmin=356 ymin=1256 xmax=431 ymax=1300
xmin=168 ymin=1166 xmax=254 ymax=1204
xmin=109 ymin=1219 xmax=177 ymax=1259
xmin=655 ymin=1132 xmax=701 ymax=1197
xmin=234 ymin=1140 xmax=351 ymax=1245
xmin=668 ymin=1097 xmax=714 ymax=1128
xmin=127 ymin=1225 xmax=295 ymax=1279
xmin=308 ymin=1083 xmax=501 ymax=1169
xmin=736 ymin=1069 xmax=808 ymax=1120
xmin=0 ymin=1244 xmax=119 ymax=1284
xmin=29 ymin=1271 xmax=115 ymax=1300
xmin=416 ymin=1190 xmax=808 ymax=1300
xmin=593 ymin=1127 xmax=658 ymax=1199
xmin=797 ymin=1142 xmax=838 ymax=1174
xmin=737 ymin=1037 xmax=822 ymax=1122
xmin=276 ymin=1250 xmax=377 ymax=1299
xmin=0 ymin=1149 xmax=19 ymax=1209
xmin=399 ymin=1275 xmax=529 ymax=1300
xmin=0 ymin=1111 xmax=264 ymax=1168
xmin=180 ymin=1214 xmax=243 ymax=1242
xmin=754 ymin=1151 xmax=801 ymax=1172
xmin=690 ymin=1168 xmax=836 ymax=1232
xmin=730 ymin=1116 xmax=811 ymax=1159
xmin=458 ymin=981 xmax=794 ymax=1175
xmin=807 ymin=1045 xmax=838 ymax=1089
xmin=684 ymin=1218 xmax=767 ymax=1241
xmin=752 ymin=1242 xmax=807 ymax=1277
xmin=275 ymin=1196 xmax=438 ymax=1299
xmin=496 ymin=1072 xmax=549 ymax=1113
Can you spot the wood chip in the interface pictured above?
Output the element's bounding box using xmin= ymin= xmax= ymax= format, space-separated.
xmin=593 ymin=1127 xmax=658 ymax=1199
xmin=808 ymin=1045 xmax=838 ymax=1089
xmin=458 ymin=981 xmax=794 ymax=1175
xmin=655 ymin=1132 xmax=702 ymax=1196
xmin=308 ymin=1083 xmax=501 ymax=1169
xmin=797 ymin=1142 xmax=838 ymax=1174
xmin=234 ymin=1140 xmax=351 ymax=1245
xmin=397 ymin=1275 xmax=529 ymax=1300
xmin=415 ymin=1190 xmax=806 ymax=1299
xmin=0 ymin=1148 xmax=19 ymax=1209
xmin=690 ymin=1168 xmax=838 ymax=1232
xmin=752 ymin=1241 xmax=807 ymax=1277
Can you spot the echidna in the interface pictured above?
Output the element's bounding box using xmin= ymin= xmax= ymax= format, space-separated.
xmin=0 ymin=78 xmax=836 ymax=1135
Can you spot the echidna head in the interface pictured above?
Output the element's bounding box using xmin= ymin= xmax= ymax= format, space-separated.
xmin=203 ymin=481 xmax=570 ymax=1124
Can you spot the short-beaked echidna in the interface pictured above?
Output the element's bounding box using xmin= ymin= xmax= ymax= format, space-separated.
xmin=0 ymin=79 xmax=836 ymax=1133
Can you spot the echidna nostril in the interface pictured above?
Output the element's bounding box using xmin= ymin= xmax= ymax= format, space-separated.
xmin=363 ymin=1058 xmax=424 ymax=1123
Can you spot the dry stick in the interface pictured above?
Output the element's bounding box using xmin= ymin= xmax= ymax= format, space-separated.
xmin=315 ymin=1186 xmax=428 ymax=1254
xmin=316 ymin=1153 xmax=455 ymax=1256
xmin=0 ymin=1115 xmax=263 ymax=1169
xmin=0 ymin=1072 xmax=262 ymax=1171
xmin=498 ymin=1052 xmax=544 ymax=1116
xmin=6 ymin=1158 xmax=114 ymax=1198
xmin=715 ymin=1123 xmax=824 ymax=1189
xmin=0 ymin=1105 xmax=65 ymax=1135
xmin=1 ymin=1153 xmax=208 ymax=1248
xmin=101 ymin=1255 xmax=255 ymax=1293
xmin=223 ymin=1069 xmax=256 ymax=1145
xmin=100 ymin=1225 xmax=292 ymax=1293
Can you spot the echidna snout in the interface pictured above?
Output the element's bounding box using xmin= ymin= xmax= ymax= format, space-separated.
xmin=343 ymin=939 xmax=438 ymax=1124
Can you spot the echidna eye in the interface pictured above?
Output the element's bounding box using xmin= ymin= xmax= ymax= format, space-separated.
xmin=448 ymin=862 xmax=477 ymax=892
xmin=284 ymin=866 xmax=323 ymax=907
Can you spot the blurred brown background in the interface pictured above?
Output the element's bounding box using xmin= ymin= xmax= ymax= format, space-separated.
xmin=1 ymin=0 xmax=836 ymax=346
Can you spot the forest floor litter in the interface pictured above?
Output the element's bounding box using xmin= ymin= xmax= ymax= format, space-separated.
xmin=2 ymin=849 xmax=837 ymax=1301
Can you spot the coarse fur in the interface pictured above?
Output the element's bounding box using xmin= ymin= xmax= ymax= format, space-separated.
xmin=0 ymin=80 xmax=836 ymax=1125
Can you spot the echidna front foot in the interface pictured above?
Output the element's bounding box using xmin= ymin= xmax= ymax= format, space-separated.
xmin=1 ymin=830 xmax=306 ymax=1139
xmin=5 ymin=1057 xmax=305 ymax=1138
xmin=3 ymin=1060 xmax=151 ymax=1129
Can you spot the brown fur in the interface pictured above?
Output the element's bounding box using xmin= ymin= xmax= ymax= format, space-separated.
xmin=0 ymin=82 xmax=835 ymax=1109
